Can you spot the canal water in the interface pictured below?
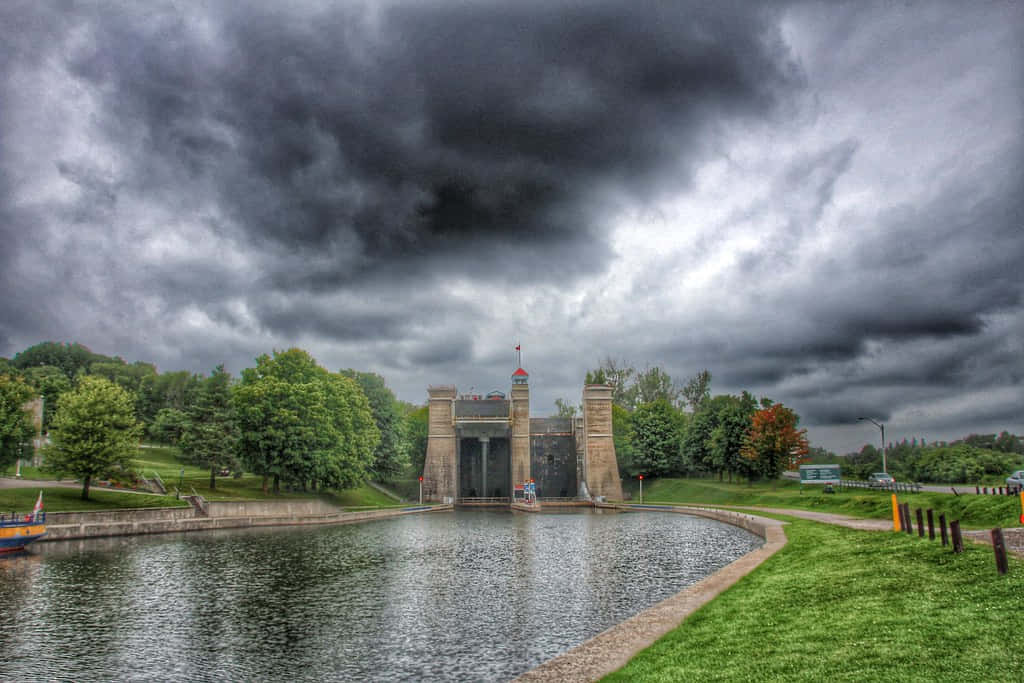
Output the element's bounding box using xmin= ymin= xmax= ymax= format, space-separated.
xmin=0 ymin=509 xmax=761 ymax=682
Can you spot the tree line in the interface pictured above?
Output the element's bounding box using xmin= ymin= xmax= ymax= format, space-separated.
xmin=561 ymin=358 xmax=810 ymax=482
xmin=815 ymin=432 xmax=1024 ymax=484
xmin=0 ymin=342 xmax=425 ymax=499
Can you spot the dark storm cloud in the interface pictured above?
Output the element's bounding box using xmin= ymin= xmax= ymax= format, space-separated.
xmin=47 ymin=0 xmax=792 ymax=277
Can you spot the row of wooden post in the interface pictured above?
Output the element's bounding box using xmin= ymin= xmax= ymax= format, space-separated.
xmin=896 ymin=500 xmax=1008 ymax=574
xmin=975 ymin=485 xmax=1020 ymax=496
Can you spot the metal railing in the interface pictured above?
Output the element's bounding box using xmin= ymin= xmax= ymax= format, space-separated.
xmin=0 ymin=511 xmax=46 ymax=526
xmin=839 ymin=479 xmax=922 ymax=493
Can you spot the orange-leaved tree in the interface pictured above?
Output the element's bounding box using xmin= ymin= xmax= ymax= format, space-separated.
xmin=740 ymin=402 xmax=809 ymax=480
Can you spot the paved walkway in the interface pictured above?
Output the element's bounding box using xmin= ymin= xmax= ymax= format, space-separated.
xmin=719 ymin=505 xmax=894 ymax=531
xmin=723 ymin=504 xmax=1024 ymax=556
xmin=0 ymin=477 xmax=81 ymax=490
xmin=0 ymin=477 xmax=154 ymax=495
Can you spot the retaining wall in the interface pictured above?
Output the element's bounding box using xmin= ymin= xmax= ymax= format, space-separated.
xmin=40 ymin=502 xmax=452 ymax=542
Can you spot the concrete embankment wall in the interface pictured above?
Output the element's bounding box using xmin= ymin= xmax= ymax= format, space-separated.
xmin=41 ymin=502 xmax=452 ymax=542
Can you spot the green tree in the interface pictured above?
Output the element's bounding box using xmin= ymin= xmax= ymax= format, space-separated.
xmin=402 ymin=405 xmax=430 ymax=476
xmin=340 ymin=370 xmax=405 ymax=481
xmin=180 ymin=365 xmax=239 ymax=490
xmin=706 ymin=392 xmax=758 ymax=481
xmin=234 ymin=349 xmax=378 ymax=493
xmin=45 ymin=376 xmax=141 ymax=499
xmin=630 ymin=399 xmax=684 ymax=477
xmin=554 ymin=398 xmax=579 ymax=418
xmin=89 ymin=359 xmax=157 ymax=395
xmin=0 ymin=375 xmax=36 ymax=471
xmin=612 ymin=403 xmax=639 ymax=477
xmin=22 ymin=365 xmax=72 ymax=431
xmin=680 ymin=369 xmax=712 ymax=412
xmin=11 ymin=341 xmax=111 ymax=380
xmin=149 ymin=408 xmax=190 ymax=445
xmin=631 ymin=366 xmax=679 ymax=407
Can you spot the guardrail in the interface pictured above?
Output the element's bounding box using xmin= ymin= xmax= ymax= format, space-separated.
xmin=839 ymin=479 xmax=922 ymax=493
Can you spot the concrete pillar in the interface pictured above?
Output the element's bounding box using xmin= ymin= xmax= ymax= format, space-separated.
xmin=422 ymin=385 xmax=457 ymax=502
xmin=583 ymin=384 xmax=623 ymax=501
xmin=510 ymin=382 xmax=530 ymax=491
xmin=480 ymin=437 xmax=489 ymax=498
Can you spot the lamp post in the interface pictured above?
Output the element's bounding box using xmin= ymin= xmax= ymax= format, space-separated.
xmin=858 ymin=417 xmax=887 ymax=474
xmin=418 ymin=476 xmax=423 ymax=505
xmin=639 ymin=474 xmax=643 ymax=504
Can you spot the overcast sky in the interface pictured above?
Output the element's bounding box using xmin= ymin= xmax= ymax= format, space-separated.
xmin=1 ymin=1 xmax=1021 ymax=453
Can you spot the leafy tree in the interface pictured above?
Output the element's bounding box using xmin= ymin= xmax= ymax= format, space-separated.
xmin=234 ymin=349 xmax=378 ymax=493
xmin=180 ymin=365 xmax=239 ymax=490
xmin=706 ymin=392 xmax=758 ymax=481
xmin=11 ymin=342 xmax=111 ymax=381
xmin=0 ymin=375 xmax=36 ymax=471
xmin=612 ymin=403 xmax=639 ymax=477
xmin=554 ymin=398 xmax=579 ymax=418
xmin=149 ymin=408 xmax=190 ymax=445
xmin=22 ymin=365 xmax=72 ymax=430
xmin=741 ymin=403 xmax=809 ymax=480
xmin=402 ymin=405 xmax=429 ymax=476
xmin=994 ymin=431 xmax=1023 ymax=455
xmin=89 ymin=359 xmax=157 ymax=394
xmin=584 ymin=357 xmax=638 ymax=408
xmin=137 ymin=370 xmax=201 ymax=426
xmin=340 ymin=370 xmax=405 ymax=481
xmin=631 ymin=366 xmax=679 ymax=407
xmin=630 ymin=399 xmax=684 ymax=477
xmin=680 ymin=369 xmax=712 ymax=412
xmin=681 ymin=393 xmax=755 ymax=479
xmin=45 ymin=376 xmax=141 ymax=499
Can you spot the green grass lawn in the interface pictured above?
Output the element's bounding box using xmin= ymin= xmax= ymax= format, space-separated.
xmin=636 ymin=477 xmax=1022 ymax=529
xmin=133 ymin=445 xmax=405 ymax=508
xmin=0 ymin=487 xmax=188 ymax=513
xmin=606 ymin=516 xmax=1024 ymax=682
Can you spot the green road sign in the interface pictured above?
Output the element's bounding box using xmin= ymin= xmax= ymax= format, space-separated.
xmin=799 ymin=464 xmax=840 ymax=484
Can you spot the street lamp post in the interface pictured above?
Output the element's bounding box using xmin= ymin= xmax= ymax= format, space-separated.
xmin=858 ymin=417 xmax=887 ymax=474
xmin=638 ymin=474 xmax=644 ymax=504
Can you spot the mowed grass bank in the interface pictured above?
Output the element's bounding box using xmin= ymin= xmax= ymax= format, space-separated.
xmin=133 ymin=445 xmax=402 ymax=508
xmin=0 ymin=487 xmax=188 ymax=512
xmin=2 ymin=446 xmax=404 ymax=511
xmin=636 ymin=477 xmax=1022 ymax=529
xmin=606 ymin=517 xmax=1024 ymax=682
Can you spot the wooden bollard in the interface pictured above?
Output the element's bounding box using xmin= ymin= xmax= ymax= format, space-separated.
xmin=904 ymin=503 xmax=914 ymax=534
xmin=951 ymin=520 xmax=963 ymax=553
xmin=983 ymin=487 xmax=988 ymax=495
xmin=927 ymin=509 xmax=935 ymax=540
xmin=992 ymin=528 xmax=1009 ymax=575
xmin=976 ymin=485 xmax=980 ymax=494
xmin=898 ymin=504 xmax=908 ymax=533
xmin=939 ymin=513 xmax=948 ymax=546
xmin=916 ymin=509 xmax=925 ymax=537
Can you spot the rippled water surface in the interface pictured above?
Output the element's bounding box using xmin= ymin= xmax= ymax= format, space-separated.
xmin=0 ymin=509 xmax=760 ymax=681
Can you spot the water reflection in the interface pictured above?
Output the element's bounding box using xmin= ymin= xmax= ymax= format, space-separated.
xmin=0 ymin=509 xmax=760 ymax=682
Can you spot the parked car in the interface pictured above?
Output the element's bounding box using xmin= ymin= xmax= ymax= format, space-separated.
xmin=868 ymin=472 xmax=895 ymax=487
xmin=1007 ymin=470 xmax=1024 ymax=490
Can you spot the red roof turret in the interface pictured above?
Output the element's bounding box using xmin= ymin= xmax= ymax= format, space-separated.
xmin=512 ymin=367 xmax=528 ymax=377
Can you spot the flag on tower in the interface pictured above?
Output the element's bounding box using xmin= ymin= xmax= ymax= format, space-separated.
xmin=515 ymin=345 xmax=520 ymax=351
